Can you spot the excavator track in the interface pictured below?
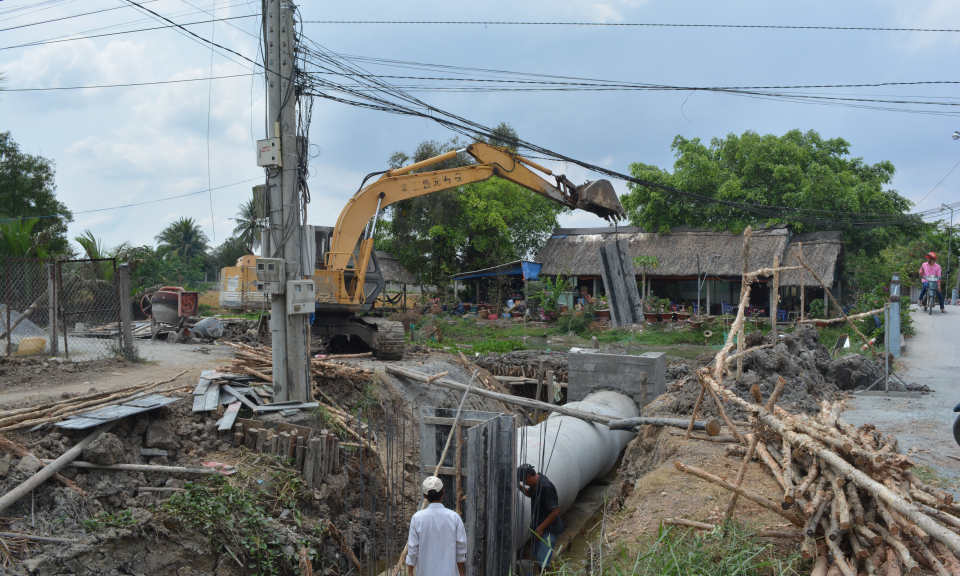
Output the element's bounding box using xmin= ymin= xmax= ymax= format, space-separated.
xmin=359 ymin=316 xmax=406 ymax=360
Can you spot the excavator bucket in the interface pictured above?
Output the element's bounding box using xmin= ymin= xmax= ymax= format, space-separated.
xmin=576 ymin=179 xmax=626 ymax=222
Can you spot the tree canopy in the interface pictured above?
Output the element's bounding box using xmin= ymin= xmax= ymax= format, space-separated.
xmin=376 ymin=124 xmax=568 ymax=284
xmin=620 ymin=129 xmax=915 ymax=255
xmin=0 ymin=131 xmax=72 ymax=256
xmin=155 ymin=217 xmax=209 ymax=259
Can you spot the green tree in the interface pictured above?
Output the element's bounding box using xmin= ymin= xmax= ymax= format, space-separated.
xmin=0 ymin=216 xmax=50 ymax=258
xmin=632 ymin=255 xmax=659 ymax=300
xmin=155 ymin=217 xmax=209 ymax=259
xmin=0 ymin=131 xmax=73 ymax=255
xmin=231 ymin=193 xmax=260 ymax=252
xmin=377 ymin=124 xmax=567 ymax=285
xmin=621 ymin=129 xmax=916 ymax=256
xmin=208 ymin=235 xmax=249 ymax=273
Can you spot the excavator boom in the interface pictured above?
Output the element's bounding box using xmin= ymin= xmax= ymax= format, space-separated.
xmin=311 ymin=143 xmax=626 ymax=359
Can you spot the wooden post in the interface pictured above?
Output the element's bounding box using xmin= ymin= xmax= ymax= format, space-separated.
xmin=706 ymin=277 xmax=711 ymax=316
xmin=118 ymin=263 xmax=133 ymax=358
xmin=546 ymin=370 xmax=555 ymax=406
xmin=47 ymin=263 xmax=59 ymax=356
xmin=799 ymin=243 xmax=805 ymax=321
xmin=772 ymin=255 xmax=780 ymax=338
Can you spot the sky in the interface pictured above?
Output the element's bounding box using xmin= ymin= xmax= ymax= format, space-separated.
xmin=2 ymin=0 xmax=960 ymax=255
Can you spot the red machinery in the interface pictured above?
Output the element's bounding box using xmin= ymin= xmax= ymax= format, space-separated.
xmin=141 ymin=286 xmax=199 ymax=340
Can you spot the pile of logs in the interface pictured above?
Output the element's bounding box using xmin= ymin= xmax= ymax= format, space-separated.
xmin=0 ymin=370 xmax=188 ymax=433
xmin=222 ymin=342 xmax=378 ymax=453
xmin=676 ymin=227 xmax=960 ymax=576
xmin=223 ymin=341 xmax=374 ymax=383
xmin=474 ymin=354 xmax=568 ymax=383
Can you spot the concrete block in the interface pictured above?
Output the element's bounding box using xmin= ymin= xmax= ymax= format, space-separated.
xmin=567 ymin=350 xmax=666 ymax=408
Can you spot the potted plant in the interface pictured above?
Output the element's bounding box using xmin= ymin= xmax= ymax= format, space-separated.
xmin=428 ymin=297 xmax=442 ymax=315
xmin=592 ymin=296 xmax=611 ymax=320
xmin=675 ymin=305 xmax=691 ymax=321
xmin=642 ymin=299 xmax=660 ymax=323
xmin=660 ymin=299 xmax=675 ymax=322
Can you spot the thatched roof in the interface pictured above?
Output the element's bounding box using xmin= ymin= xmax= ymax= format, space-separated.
xmin=536 ymin=226 xmax=841 ymax=288
xmin=375 ymin=251 xmax=418 ymax=284
xmin=779 ymin=232 xmax=843 ymax=288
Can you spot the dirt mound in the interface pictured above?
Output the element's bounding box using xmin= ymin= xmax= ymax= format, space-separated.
xmin=648 ymin=325 xmax=891 ymax=421
xmin=218 ymin=318 xmax=259 ymax=344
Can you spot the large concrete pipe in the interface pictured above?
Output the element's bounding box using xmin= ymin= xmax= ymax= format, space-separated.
xmin=514 ymin=390 xmax=638 ymax=547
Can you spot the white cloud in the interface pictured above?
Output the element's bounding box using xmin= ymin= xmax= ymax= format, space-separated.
xmin=880 ymin=0 xmax=960 ymax=50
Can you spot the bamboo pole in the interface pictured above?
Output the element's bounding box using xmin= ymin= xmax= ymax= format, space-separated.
xmin=724 ymin=376 xmax=785 ymax=522
xmin=685 ymin=386 xmax=705 ymax=440
xmin=674 ymin=461 xmax=805 ymax=527
xmin=800 ymin=243 xmax=805 ymax=321
xmin=0 ymin=421 xmax=116 ymax=516
xmin=0 ymin=436 xmax=85 ymax=495
xmin=737 ymin=227 xmax=752 ymax=380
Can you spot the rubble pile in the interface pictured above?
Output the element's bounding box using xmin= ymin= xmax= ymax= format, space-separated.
xmin=650 ymin=325 xmax=896 ymax=422
xmin=474 ymin=350 xmax=568 ymax=382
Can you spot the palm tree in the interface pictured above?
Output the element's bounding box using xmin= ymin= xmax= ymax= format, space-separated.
xmin=0 ymin=215 xmax=49 ymax=258
xmin=155 ymin=217 xmax=209 ymax=259
xmin=231 ymin=197 xmax=260 ymax=252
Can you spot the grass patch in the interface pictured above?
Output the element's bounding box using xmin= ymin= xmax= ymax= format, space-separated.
xmin=913 ymin=463 xmax=955 ymax=491
xmin=163 ymin=456 xmax=316 ymax=575
xmin=81 ymin=509 xmax=137 ymax=532
xmin=551 ymin=522 xmax=804 ymax=576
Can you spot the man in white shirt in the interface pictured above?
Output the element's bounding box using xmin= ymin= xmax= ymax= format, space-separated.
xmin=406 ymin=476 xmax=467 ymax=576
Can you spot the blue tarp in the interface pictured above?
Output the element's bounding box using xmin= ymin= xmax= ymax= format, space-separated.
xmin=453 ymin=261 xmax=541 ymax=281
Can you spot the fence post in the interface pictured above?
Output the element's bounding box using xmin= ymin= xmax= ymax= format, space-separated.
xmin=888 ymin=273 xmax=901 ymax=358
xmin=118 ymin=263 xmax=133 ymax=357
xmin=47 ymin=263 xmax=59 ymax=356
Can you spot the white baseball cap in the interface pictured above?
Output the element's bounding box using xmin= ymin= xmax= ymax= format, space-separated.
xmin=422 ymin=476 xmax=443 ymax=493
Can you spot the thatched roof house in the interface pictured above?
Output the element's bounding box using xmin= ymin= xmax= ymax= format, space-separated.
xmin=537 ymin=225 xmax=841 ymax=288
xmin=375 ymin=251 xmax=418 ymax=285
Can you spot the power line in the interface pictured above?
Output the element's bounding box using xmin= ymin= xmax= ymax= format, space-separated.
xmin=0 ymin=1 xmax=159 ymax=32
xmin=913 ymin=157 xmax=960 ymax=208
xmin=302 ymin=20 xmax=960 ymax=33
xmin=2 ymin=73 xmax=255 ymax=91
xmin=0 ymin=13 xmax=258 ymax=52
xmin=0 ymin=177 xmax=263 ymax=223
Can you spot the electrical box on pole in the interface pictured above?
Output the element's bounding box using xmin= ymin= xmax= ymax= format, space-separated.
xmin=286 ymin=280 xmax=315 ymax=314
xmin=255 ymin=258 xmax=284 ymax=283
xmin=257 ymin=138 xmax=281 ymax=167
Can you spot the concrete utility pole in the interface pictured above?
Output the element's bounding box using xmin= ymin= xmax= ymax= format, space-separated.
xmin=264 ymin=0 xmax=310 ymax=402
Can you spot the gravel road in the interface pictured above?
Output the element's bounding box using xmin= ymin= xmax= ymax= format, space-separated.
xmin=0 ymin=340 xmax=233 ymax=406
xmin=843 ymin=302 xmax=960 ymax=491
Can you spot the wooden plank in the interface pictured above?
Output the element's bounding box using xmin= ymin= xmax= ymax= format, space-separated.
xmin=192 ymin=378 xmax=211 ymax=396
xmin=221 ymin=384 xmax=258 ymax=411
xmin=192 ymin=394 xmax=207 ymax=412
xmin=202 ymin=382 xmax=221 ymax=412
xmin=255 ymin=402 xmax=318 ymax=412
xmin=219 ymin=402 xmax=242 ymax=431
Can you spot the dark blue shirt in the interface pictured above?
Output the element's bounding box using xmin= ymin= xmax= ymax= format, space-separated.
xmin=530 ymin=475 xmax=564 ymax=535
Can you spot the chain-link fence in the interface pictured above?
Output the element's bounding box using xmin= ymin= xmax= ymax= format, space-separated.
xmin=2 ymin=258 xmax=131 ymax=360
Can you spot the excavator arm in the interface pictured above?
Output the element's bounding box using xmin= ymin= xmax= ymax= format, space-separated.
xmin=318 ymin=142 xmax=625 ymax=306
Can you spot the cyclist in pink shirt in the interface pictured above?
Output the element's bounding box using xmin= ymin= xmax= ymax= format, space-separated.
xmin=918 ymin=252 xmax=946 ymax=313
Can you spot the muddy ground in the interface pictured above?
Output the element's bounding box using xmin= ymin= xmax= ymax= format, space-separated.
xmin=0 ymin=323 xmax=903 ymax=574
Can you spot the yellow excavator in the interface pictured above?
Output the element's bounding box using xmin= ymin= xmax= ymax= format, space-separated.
xmin=310 ymin=142 xmax=626 ymax=359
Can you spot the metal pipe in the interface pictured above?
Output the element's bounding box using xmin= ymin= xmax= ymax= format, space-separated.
xmin=514 ymin=390 xmax=638 ymax=548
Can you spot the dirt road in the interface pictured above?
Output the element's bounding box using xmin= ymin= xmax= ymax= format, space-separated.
xmin=0 ymin=340 xmax=233 ymax=406
xmin=843 ymin=302 xmax=960 ymax=491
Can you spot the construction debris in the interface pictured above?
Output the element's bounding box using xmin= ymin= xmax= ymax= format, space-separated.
xmin=669 ymin=228 xmax=959 ymax=574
